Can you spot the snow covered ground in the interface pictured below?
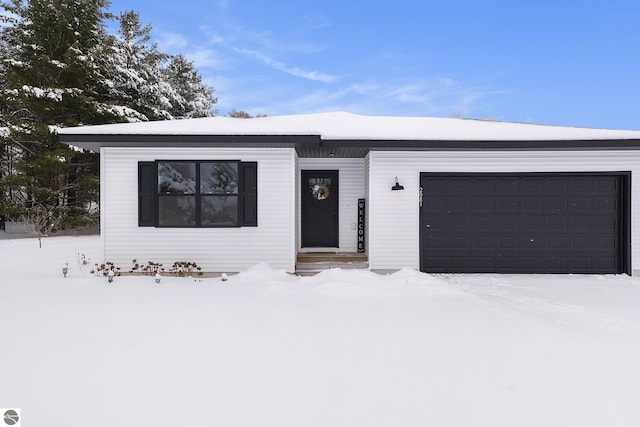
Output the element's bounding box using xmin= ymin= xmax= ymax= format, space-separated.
xmin=1 ymin=236 xmax=640 ymax=427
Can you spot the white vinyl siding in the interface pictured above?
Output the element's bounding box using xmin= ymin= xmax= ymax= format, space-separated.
xmin=368 ymin=150 xmax=640 ymax=273
xmin=101 ymin=147 xmax=296 ymax=272
xmin=298 ymin=158 xmax=365 ymax=252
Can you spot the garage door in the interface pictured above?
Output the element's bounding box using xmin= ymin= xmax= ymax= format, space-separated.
xmin=420 ymin=173 xmax=629 ymax=274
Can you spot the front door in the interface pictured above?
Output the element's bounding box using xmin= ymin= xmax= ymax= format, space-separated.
xmin=301 ymin=170 xmax=339 ymax=247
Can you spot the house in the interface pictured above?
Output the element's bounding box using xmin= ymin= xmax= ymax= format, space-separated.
xmin=58 ymin=112 xmax=640 ymax=275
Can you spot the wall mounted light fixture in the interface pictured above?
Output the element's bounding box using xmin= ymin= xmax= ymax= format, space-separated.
xmin=391 ymin=176 xmax=404 ymax=191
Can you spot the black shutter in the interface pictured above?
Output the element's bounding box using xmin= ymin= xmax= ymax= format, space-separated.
xmin=240 ymin=162 xmax=258 ymax=226
xmin=138 ymin=162 xmax=155 ymax=226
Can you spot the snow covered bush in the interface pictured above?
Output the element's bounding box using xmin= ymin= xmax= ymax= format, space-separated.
xmin=91 ymin=261 xmax=121 ymax=277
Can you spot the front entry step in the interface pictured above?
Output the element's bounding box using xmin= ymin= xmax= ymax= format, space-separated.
xmin=295 ymin=252 xmax=369 ymax=275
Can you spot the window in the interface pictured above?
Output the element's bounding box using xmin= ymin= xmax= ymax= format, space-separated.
xmin=139 ymin=160 xmax=257 ymax=228
xmin=200 ymin=162 xmax=239 ymax=226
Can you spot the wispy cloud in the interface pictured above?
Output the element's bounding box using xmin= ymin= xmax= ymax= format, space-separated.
xmin=156 ymin=32 xmax=189 ymax=50
xmin=155 ymin=32 xmax=230 ymax=70
xmin=300 ymin=14 xmax=332 ymax=33
xmin=222 ymin=77 xmax=500 ymax=118
xmin=232 ymin=47 xmax=338 ymax=83
xmin=185 ymin=49 xmax=230 ymax=69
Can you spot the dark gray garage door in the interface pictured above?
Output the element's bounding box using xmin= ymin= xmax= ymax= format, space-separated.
xmin=420 ymin=173 xmax=629 ymax=274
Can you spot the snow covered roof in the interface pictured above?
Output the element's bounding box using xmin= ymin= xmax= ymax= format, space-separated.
xmin=58 ymin=112 xmax=640 ymax=154
xmin=58 ymin=111 xmax=640 ymax=139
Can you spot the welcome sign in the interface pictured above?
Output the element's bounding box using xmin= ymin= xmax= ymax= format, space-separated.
xmin=357 ymin=199 xmax=365 ymax=253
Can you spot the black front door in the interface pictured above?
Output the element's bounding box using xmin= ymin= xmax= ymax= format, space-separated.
xmin=301 ymin=170 xmax=339 ymax=247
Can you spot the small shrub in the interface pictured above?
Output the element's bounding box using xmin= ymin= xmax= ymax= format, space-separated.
xmin=91 ymin=261 xmax=121 ymax=277
xmin=170 ymin=261 xmax=203 ymax=277
xmin=129 ymin=259 xmax=164 ymax=275
xmin=90 ymin=259 xmax=203 ymax=278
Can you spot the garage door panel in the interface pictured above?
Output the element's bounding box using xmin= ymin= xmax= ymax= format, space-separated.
xmin=571 ymin=257 xmax=593 ymax=270
xmin=596 ymin=217 xmax=617 ymax=231
xmin=420 ymin=173 xmax=627 ymax=274
xmin=471 ymin=216 xmax=495 ymax=232
xmin=596 ymin=237 xmax=617 ymax=250
xmin=472 ymin=178 xmax=496 ymax=193
xmin=449 ymin=216 xmax=471 ymax=231
xmin=497 ymin=199 xmax=519 ymax=213
xmin=595 ymin=198 xmax=617 ymax=213
xmin=523 ymin=256 xmax=544 ymax=270
xmin=497 ymin=215 xmax=519 ymax=230
xmin=571 ymin=237 xmax=592 ymax=250
xmin=547 ymin=237 xmax=567 ymax=249
xmin=427 ymin=216 xmax=447 ymax=229
xmin=597 ymin=177 xmax=618 ymax=192
xmin=523 ymin=216 xmax=543 ymax=230
xmin=572 ymin=178 xmax=594 ymax=192
xmin=424 ymin=197 xmax=447 ymax=212
xmin=569 ymin=198 xmax=592 ymax=213
xmin=427 ymin=256 xmax=448 ymax=270
xmin=523 ymin=198 xmax=545 ymax=213
xmin=498 ymin=178 xmax=520 ymax=193
xmin=598 ymin=257 xmax=617 ymax=270
xmin=447 ymin=178 xmax=472 ymax=193
xmin=548 ymin=256 xmax=569 ymax=270
xmin=473 ymin=198 xmax=495 ymax=213
xmin=497 ymin=238 xmax=518 ymax=249
xmin=423 ymin=177 xmax=448 ymax=192
xmin=497 ymin=256 xmax=519 ymax=270
xmin=548 ymin=178 xmax=569 ymax=193
xmin=570 ymin=216 xmax=592 ymax=232
xmin=450 ymin=237 xmax=471 ymax=249
xmin=547 ymin=216 xmax=568 ymax=230
xmin=474 ymin=237 xmax=495 ymax=249
xmin=425 ymin=236 xmax=447 ymax=249
xmin=547 ymin=198 xmax=568 ymax=213
xmin=448 ymin=197 xmax=470 ymax=211
xmin=474 ymin=257 xmax=494 ymax=270
xmin=523 ymin=178 xmax=545 ymax=192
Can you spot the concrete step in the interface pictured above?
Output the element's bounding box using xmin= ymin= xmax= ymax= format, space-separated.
xmin=295 ymin=261 xmax=369 ymax=270
xmin=295 ymin=252 xmax=369 ymax=275
xmin=296 ymin=252 xmax=368 ymax=263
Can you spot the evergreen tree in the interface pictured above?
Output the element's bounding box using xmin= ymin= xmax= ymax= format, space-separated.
xmin=104 ymin=10 xmax=170 ymax=121
xmin=163 ymin=54 xmax=216 ymax=119
xmin=0 ymin=0 xmax=113 ymax=232
xmin=0 ymin=1 xmax=217 ymax=233
xmin=104 ymin=11 xmax=216 ymax=121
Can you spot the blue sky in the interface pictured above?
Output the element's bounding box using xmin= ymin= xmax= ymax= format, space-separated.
xmin=107 ymin=0 xmax=640 ymax=129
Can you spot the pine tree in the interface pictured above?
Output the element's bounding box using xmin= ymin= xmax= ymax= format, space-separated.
xmin=0 ymin=1 xmax=217 ymax=233
xmin=104 ymin=11 xmax=216 ymax=121
xmin=0 ymin=0 xmax=112 ymax=232
xmin=163 ymin=54 xmax=216 ymax=119
xmin=105 ymin=10 xmax=172 ymax=121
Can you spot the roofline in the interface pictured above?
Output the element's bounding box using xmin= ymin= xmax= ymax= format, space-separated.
xmin=58 ymin=133 xmax=640 ymax=152
xmin=59 ymin=134 xmax=321 ymax=144
xmin=325 ymin=138 xmax=640 ymax=150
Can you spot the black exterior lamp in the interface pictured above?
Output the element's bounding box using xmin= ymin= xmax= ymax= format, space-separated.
xmin=391 ymin=176 xmax=404 ymax=191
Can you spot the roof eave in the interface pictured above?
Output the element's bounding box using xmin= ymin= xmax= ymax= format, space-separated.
xmin=58 ymin=133 xmax=640 ymax=153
